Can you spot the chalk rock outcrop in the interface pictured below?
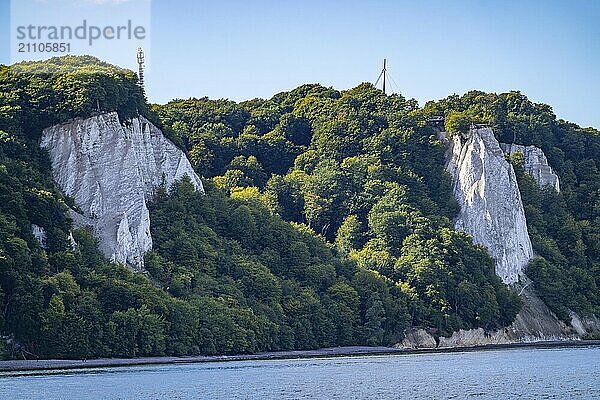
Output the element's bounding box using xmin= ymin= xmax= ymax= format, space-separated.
xmin=31 ymin=224 xmax=47 ymax=249
xmin=570 ymin=312 xmax=600 ymax=338
xmin=396 ymin=329 xmax=437 ymax=349
xmin=507 ymin=279 xmax=575 ymax=341
xmin=437 ymin=328 xmax=511 ymax=348
xmin=41 ymin=112 xmax=203 ymax=270
xmin=500 ymin=143 xmax=560 ymax=192
xmin=396 ymin=282 xmax=576 ymax=350
xmin=441 ymin=128 xmax=534 ymax=284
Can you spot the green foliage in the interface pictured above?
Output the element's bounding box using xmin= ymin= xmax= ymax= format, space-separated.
xmin=152 ymin=82 xmax=521 ymax=337
xmin=145 ymin=180 xmax=410 ymax=352
xmin=2 ymin=56 xmax=147 ymax=140
xmin=335 ymin=214 xmax=363 ymax=256
xmin=108 ymin=306 xmax=166 ymax=357
xmin=444 ymin=110 xmax=472 ymax=135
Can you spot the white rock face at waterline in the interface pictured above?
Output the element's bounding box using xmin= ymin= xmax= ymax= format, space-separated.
xmin=500 ymin=143 xmax=560 ymax=192
xmin=41 ymin=112 xmax=203 ymax=270
xmin=442 ymin=127 xmax=534 ymax=284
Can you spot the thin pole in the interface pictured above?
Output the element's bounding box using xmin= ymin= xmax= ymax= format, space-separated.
xmin=382 ymin=59 xmax=387 ymax=94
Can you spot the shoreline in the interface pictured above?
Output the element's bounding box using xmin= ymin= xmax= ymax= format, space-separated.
xmin=1 ymin=339 xmax=599 ymax=374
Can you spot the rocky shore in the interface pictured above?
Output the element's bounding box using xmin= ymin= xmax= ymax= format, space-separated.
xmin=2 ymin=341 xmax=599 ymax=373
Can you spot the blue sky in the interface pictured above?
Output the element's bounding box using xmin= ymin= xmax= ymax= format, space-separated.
xmin=1 ymin=0 xmax=599 ymax=128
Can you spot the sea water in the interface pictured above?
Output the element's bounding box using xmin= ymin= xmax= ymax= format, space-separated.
xmin=1 ymin=346 xmax=599 ymax=399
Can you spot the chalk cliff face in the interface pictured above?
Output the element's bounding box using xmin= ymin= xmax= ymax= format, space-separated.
xmin=31 ymin=224 xmax=47 ymax=249
xmin=500 ymin=143 xmax=560 ymax=192
xmin=426 ymin=127 xmax=581 ymax=347
xmin=442 ymin=128 xmax=534 ymax=284
xmin=41 ymin=112 xmax=203 ymax=270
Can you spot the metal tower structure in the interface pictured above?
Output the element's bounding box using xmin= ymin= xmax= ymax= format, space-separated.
xmin=137 ymin=48 xmax=145 ymax=89
xmin=382 ymin=58 xmax=387 ymax=94
xmin=375 ymin=59 xmax=387 ymax=94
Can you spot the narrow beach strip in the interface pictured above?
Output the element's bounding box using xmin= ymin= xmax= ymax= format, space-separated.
xmin=1 ymin=340 xmax=599 ymax=373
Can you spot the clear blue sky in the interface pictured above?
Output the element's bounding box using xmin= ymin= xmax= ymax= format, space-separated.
xmin=1 ymin=0 xmax=599 ymax=128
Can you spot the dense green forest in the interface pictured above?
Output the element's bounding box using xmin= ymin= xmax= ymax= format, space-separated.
xmin=152 ymin=84 xmax=521 ymax=342
xmin=0 ymin=56 xmax=596 ymax=359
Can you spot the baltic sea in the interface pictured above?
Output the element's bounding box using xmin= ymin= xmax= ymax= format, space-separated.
xmin=1 ymin=346 xmax=599 ymax=399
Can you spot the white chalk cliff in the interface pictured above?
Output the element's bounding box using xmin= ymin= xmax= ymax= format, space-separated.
xmin=500 ymin=143 xmax=560 ymax=192
xmin=41 ymin=112 xmax=203 ymax=270
xmin=442 ymin=127 xmax=534 ymax=284
xmin=396 ymin=129 xmax=576 ymax=349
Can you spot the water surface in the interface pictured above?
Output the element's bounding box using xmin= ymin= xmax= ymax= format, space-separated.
xmin=1 ymin=346 xmax=599 ymax=399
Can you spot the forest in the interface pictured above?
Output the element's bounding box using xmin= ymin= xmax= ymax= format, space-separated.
xmin=0 ymin=56 xmax=597 ymax=359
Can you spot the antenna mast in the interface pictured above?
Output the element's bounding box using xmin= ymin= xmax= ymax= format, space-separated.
xmin=137 ymin=48 xmax=145 ymax=90
xmin=382 ymin=58 xmax=386 ymax=94
xmin=375 ymin=58 xmax=388 ymax=94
